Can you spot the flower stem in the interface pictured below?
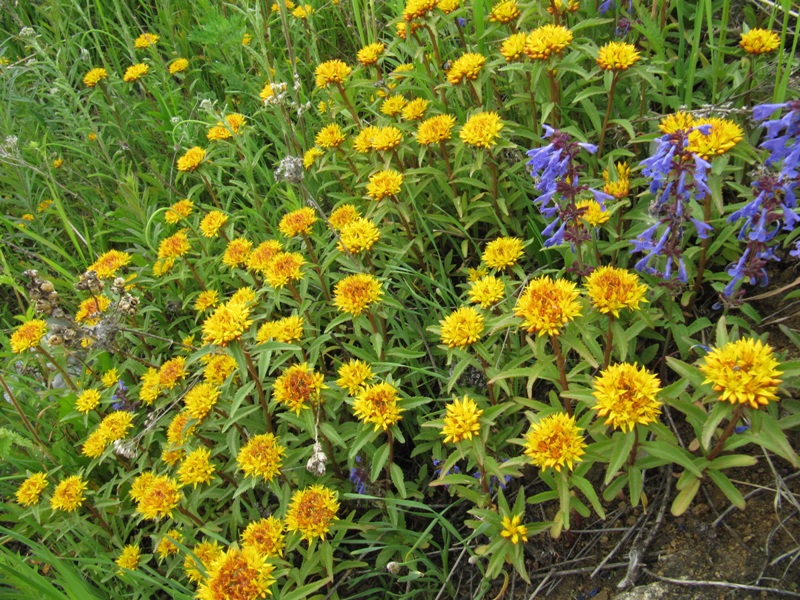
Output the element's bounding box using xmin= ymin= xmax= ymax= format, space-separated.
xmin=549 ymin=334 xmax=571 ymax=415
xmin=602 ymin=314 xmax=615 ymax=369
xmin=475 ymin=459 xmax=496 ymax=510
xmin=241 ymin=346 xmax=273 ymax=433
xmin=183 ymin=257 xmax=206 ymax=290
xmin=597 ymin=72 xmax=620 ymax=158
xmin=36 ymin=347 xmax=78 ymax=391
xmin=525 ymin=70 xmax=539 ymax=134
xmin=200 ymin=173 xmax=221 ymax=209
xmin=335 ymin=82 xmax=361 ymax=128
xmin=707 ymin=405 xmax=744 ymax=461
xmin=0 ymin=373 xmax=54 ymax=461
xmin=87 ymin=502 xmax=113 ymax=537
xmin=546 ymin=69 xmax=561 ymax=128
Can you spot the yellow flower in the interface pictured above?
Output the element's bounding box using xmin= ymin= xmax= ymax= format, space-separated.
xmin=279 ymin=207 xmax=317 ymax=237
xmin=116 ymin=545 xmax=140 ymax=572
xmin=358 ymin=42 xmax=385 ymax=66
xmin=264 ymin=252 xmax=305 ymax=288
xmin=596 ymin=41 xmax=641 ymax=71
xmin=500 ymin=32 xmax=528 ymax=62
xmin=22 ymin=213 xmax=35 ymax=221
xmin=468 ymin=266 xmax=488 ymax=282
xmin=585 ymin=266 xmax=647 ymax=317
xmin=156 ymin=530 xmax=182 ymax=559
xmin=500 ymin=514 xmax=528 ymax=544
xmin=166 ymin=411 xmax=196 ymax=445
xmin=83 ymin=67 xmax=108 ymax=87
xmin=292 ymin=4 xmax=314 ymax=18
xmin=164 ymin=199 xmax=193 ymax=224
xmin=548 ymin=0 xmax=580 ymax=12
xmin=353 ymin=382 xmax=403 ymax=431
xmin=241 ymin=516 xmax=285 ymax=558
xmin=178 ymin=447 xmax=215 ymax=487
xmin=460 ymin=112 xmax=503 ymax=148
xmin=367 ymin=169 xmax=403 ymax=201
xmin=447 ymin=53 xmax=486 ymax=84
xmin=575 ymin=199 xmax=609 ymax=227
xmin=437 ymin=0 xmax=461 ymax=12
xmin=489 ymin=0 xmax=520 ymax=23
xmin=687 ymin=117 xmax=744 ymax=159
xmin=88 ymin=133 xmax=97 ymax=142
xmin=593 ymin=363 xmax=662 ymax=432
xmin=525 ymin=24 xmax=573 ymax=60
xmin=184 ymin=541 xmax=223 ymax=583
xmin=158 ymin=357 xmax=187 ymax=390
xmin=468 ymin=275 xmax=505 ymax=308
xmin=353 ymin=125 xmax=380 ymax=153
xmin=75 ymin=295 xmax=111 ymax=324
xmin=176 ymin=146 xmax=206 ymax=171
xmin=303 ymin=147 xmax=324 ymax=169
xmin=699 ymin=338 xmax=782 ymax=409
xmin=37 ymin=199 xmax=53 ymax=212
xmin=97 ymin=410 xmax=134 ymax=442
xmin=315 ymin=123 xmax=346 ymax=149
xmin=196 ymin=547 xmax=276 ymax=600
xmin=403 ymin=0 xmax=437 ymax=20
xmin=602 ymin=162 xmax=631 ymax=199
xmin=183 ymin=383 xmax=220 ymax=421
xmin=337 ymin=360 xmax=374 ymax=394
xmin=333 ymin=273 xmax=383 ymax=316
xmin=15 ymin=472 xmax=48 ymax=507
xmin=286 ymin=485 xmax=339 ymax=544
xmin=50 ymin=475 xmax=87 ymax=512
xmin=134 ymin=33 xmax=159 ymax=49
xmin=514 ymin=276 xmax=581 ymax=336
xmin=169 ymin=58 xmax=189 ymax=74
xmin=416 ymin=114 xmax=456 ymax=145
xmin=222 ymin=237 xmax=253 ymax=269
xmin=247 ymin=240 xmax=283 ymax=274
xmin=658 ymin=111 xmax=695 ymax=134
xmin=195 ymin=290 xmax=219 ymax=312
xmin=82 ymin=430 xmax=108 ymax=459
xmin=161 ymin=446 xmax=185 ymax=466
xmin=139 ymin=369 xmax=161 ymax=405
xmin=87 ymin=249 xmax=131 ymax=278
xmin=740 ymin=28 xmax=780 ymax=54
xmin=157 ymin=230 xmax=190 ymax=261
xmin=242 ymin=32 xmax=252 ymax=45
xmin=329 ymin=204 xmax=361 ymax=230
xmin=237 ymin=433 xmax=285 ymax=481
xmin=199 ymin=210 xmax=228 ymax=237
xmin=203 ymin=353 xmax=238 ymax=385
xmin=315 ymin=59 xmax=351 ymax=88
xmin=483 ymin=237 xmax=523 ymax=269
xmin=402 ymin=98 xmax=429 ymax=121
xmin=256 ymin=314 xmax=304 ymax=344
xmin=10 ymin=319 xmax=47 ymax=353
xmin=381 ymin=95 xmax=408 ymax=117
xmin=523 ymin=412 xmax=586 ymax=471
xmin=132 ymin=474 xmax=182 ymax=520
xmin=337 ymin=217 xmax=381 ymax=254
xmin=271 ymin=0 xmax=296 ymax=10
xmin=207 ymin=113 xmax=247 ymax=141
xmin=371 ymin=126 xmax=403 ymax=151
xmin=439 ymin=306 xmax=484 ymax=348
xmin=441 ymin=395 xmax=483 ymax=443
xmin=202 ymin=300 xmax=253 ymax=346
xmin=273 ymin=363 xmax=325 ymax=413
xmin=123 ymin=63 xmax=149 ymax=83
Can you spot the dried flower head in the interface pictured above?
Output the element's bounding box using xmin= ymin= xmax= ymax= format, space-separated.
xmin=523 ymin=412 xmax=586 ymax=471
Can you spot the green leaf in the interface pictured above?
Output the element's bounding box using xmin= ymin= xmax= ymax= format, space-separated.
xmin=701 ymin=401 xmax=733 ymax=452
xmin=571 ymin=475 xmax=605 ymax=519
xmin=666 ymin=357 xmax=706 ymax=389
xmin=709 ymin=454 xmax=757 ymax=470
xmin=628 ymin=465 xmax=643 ymax=507
xmin=390 ymin=463 xmax=407 ymax=498
xmin=604 ymin=430 xmax=635 ymax=486
xmin=671 ymin=475 xmax=701 ymax=516
xmin=739 ymin=412 xmax=800 ymax=468
xmin=370 ymin=443 xmax=390 ymax=483
xmin=640 ymin=441 xmax=704 ymax=477
xmin=707 ymin=469 xmax=745 ymax=510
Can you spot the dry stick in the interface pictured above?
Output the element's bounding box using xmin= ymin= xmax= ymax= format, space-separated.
xmin=642 ymin=569 xmax=800 ymax=598
xmin=0 ymin=373 xmax=55 ymax=462
xmin=241 ymin=346 xmax=274 ymax=433
xmin=549 ymin=334 xmax=570 ymax=415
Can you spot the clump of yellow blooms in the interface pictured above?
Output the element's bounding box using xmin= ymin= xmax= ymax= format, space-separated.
xmin=514 ymin=276 xmax=581 ymax=337
xmin=337 ymin=360 xmax=374 ymax=394
xmin=441 ymin=396 xmax=483 ymax=443
xmin=523 ymin=412 xmax=586 ymax=471
xmin=439 ymin=306 xmax=485 ymax=348
xmin=123 ymin=63 xmax=149 ymax=83
xmin=315 ymin=59 xmax=351 ymax=88
xmin=10 ymin=319 xmax=47 ymax=353
xmin=237 ymin=433 xmax=286 ymax=481
xmin=596 ymin=41 xmax=641 ymax=71
xmin=416 ymin=114 xmax=456 ymax=145
xmin=525 ymin=24 xmax=573 ymax=60
xmin=83 ymin=67 xmax=108 ymax=87
xmin=740 ymin=28 xmax=780 ymax=54
xmin=315 ymin=123 xmax=346 ymax=148
xmin=446 ymin=53 xmax=486 ymax=85
xmin=285 ymin=485 xmax=340 ymax=542
xmin=585 ymin=266 xmax=647 ymax=317
xmin=482 ymin=236 xmax=523 ymax=269
xmin=353 ymin=382 xmax=403 ymax=431
xmin=279 ymin=207 xmax=318 ymax=237
xmin=134 ymin=32 xmax=159 ymax=49
xmin=176 ymin=146 xmax=206 ymax=171
xmin=593 ymin=363 xmax=663 ymax=432
xmin=460 ymin=112 xmax=503 ymax=148
xmin=699 ymin=338 xmax=782 ymax=409
xmin=357 ymin=42 xmax=385 ymax=66
xmin=489 ymin=0 xmax=520 ymax=23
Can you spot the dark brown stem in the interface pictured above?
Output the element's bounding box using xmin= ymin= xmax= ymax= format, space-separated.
xmin=690 ymin=193 xmax=714 ymax=308
xmin=550 ymin=334 xmax=571 ymax=415
xmin=626 ymin=426 xmax=640 ymax=467
xmin=477 ymin=355 xmax=497 ymax=405
xmin=178 ymin=505 xmax=205 ymax=528
xmin=183 ymin=257 xmax=207 ymax=290
xmin=707 ymin=405 xmax=744 ymax=462
xmin=301 ymin=233 xmax=331 ymax=301
xmin=475 ymin=459 xmax=496 ymax=510
xmin=86 ymin=503 xmax=113 ymax=537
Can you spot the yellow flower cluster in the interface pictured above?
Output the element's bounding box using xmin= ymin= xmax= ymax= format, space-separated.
xmin=285 ymin=485 xmax=339 ymax=542
xmin=699 ymin=338 xmax=781 ymax=409
xmin=441 ymin=396 xmax=483 ymax=443
xmin=593 ymin=363 xmax=662 ymax=432
xmin=523 ymin=412 xmax=586 ymax=472
xmin=273 ymin=363 xmax=325 ymax=413
xmin=353 ymin=382 xmax=403 ymax=431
